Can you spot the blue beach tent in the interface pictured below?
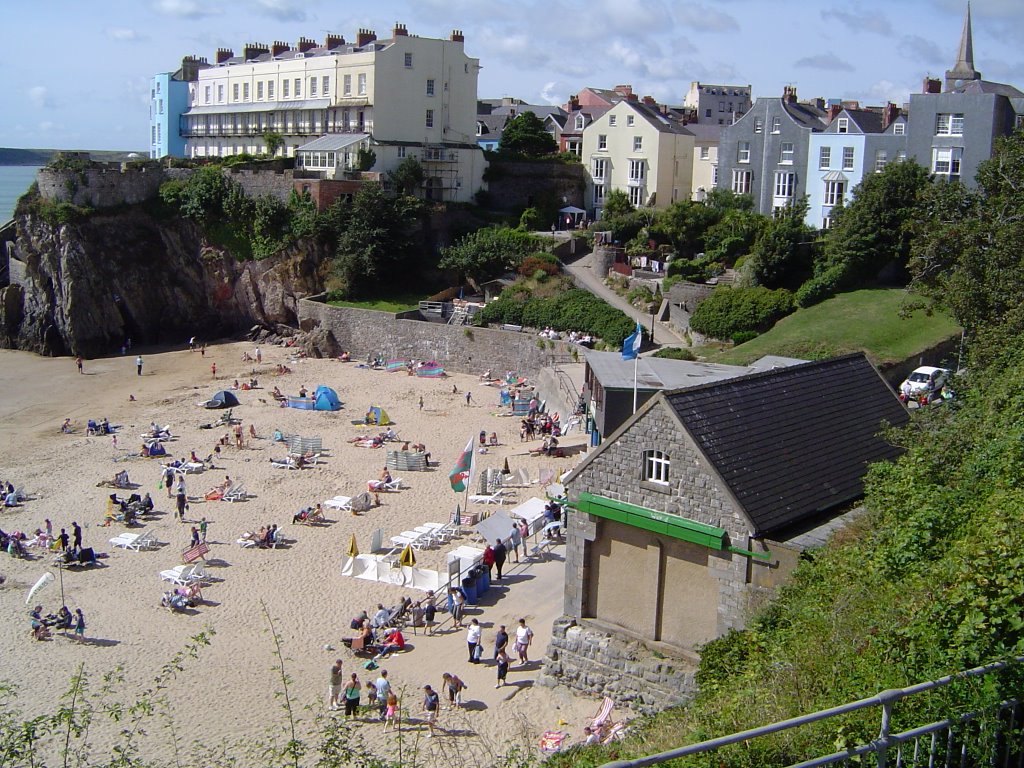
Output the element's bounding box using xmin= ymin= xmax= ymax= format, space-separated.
xmin=313 ymin=386 xmax=342 ymax=411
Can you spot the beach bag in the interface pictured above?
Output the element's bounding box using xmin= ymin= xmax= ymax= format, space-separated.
xmin=473 ymin=643 xmax=483 ymax=662
xmin=363 ymin=660 xmax=379 ymax=671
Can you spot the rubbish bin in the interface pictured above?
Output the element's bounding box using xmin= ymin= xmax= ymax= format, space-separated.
xmin=478 ymin=564 xmax=491 ymax=594
xmin=461 ymin=577 xmax=478 ymax=605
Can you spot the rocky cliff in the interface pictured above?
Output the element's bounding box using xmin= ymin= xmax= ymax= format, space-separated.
xmin=0 ymin=207 xmax=331 ymax=356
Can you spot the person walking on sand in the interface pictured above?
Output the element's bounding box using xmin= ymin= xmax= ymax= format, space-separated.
xmin=442 ymin=672 xmax=467 ymax=708
xmin=136 ymin=355 xmax=143 ymax=376
xmin=76 ymin=355 xmax=83 ymax=374
xmin=73 ymin=608 xmax=86 ymax=642
xmin=199 ymin=517 xmax=208 ymax=543
xmin=328 ymin=659 xmax=344 ymax=710
xmin=494 ymin=624 xmax=509 ymax=660
xmin=190 ymin=526 xmax=200 ymax=548
xmin=72 ymin=521 xmax=82 ymax=550
xmin=176 ymin=488 xmax=187 ymax=522
xmin=494 ymin=538 xmax=508 ymax=580
xmin=418 ymin=395 xmax=424 ymax=411
xmin=163 ymin=465 xmax=176 ymax=498
xmin=467 ymin=618 xmax=482 ymax=663
xmin=422 ymin=685 xmax=440 ymax=737
xmin=383 ymin=691 xmax=399 ymax=732
xmin=211 ymin=362 xmax=217 ymax=378
xmin=465 ymin=390 xmax=473 ymax=406
xmin=374 ymin=670 xmax=391 ymax=720
xmin=515 ymin=618 xmax=534 ymax=665
xmin=509 ymin=522 xmax=522 ymax=563
xmin=496 ymin=649 xmax=510 ymax=688
xmin=343 ymin=673 xmax=361 ymax=718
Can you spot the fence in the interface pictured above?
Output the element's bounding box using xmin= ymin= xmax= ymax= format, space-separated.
xmin=603 ymin=656 xmax=1024 ymax=768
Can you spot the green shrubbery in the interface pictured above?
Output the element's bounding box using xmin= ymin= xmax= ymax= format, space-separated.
xmin=653 ymin=347 xmax=696 ymax=361
xmin=689 ymin=286 xmax=795 ymax=341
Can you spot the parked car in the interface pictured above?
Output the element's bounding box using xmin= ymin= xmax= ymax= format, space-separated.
xmin=899 ymin=366 xmax=951 ymax=402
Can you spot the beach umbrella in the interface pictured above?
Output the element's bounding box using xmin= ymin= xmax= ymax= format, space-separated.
xmin=502 ymin=457 xmax=511 ymax=475
xmin=453 ymin=504 xmax=462 ymax=527
xmin=398 ymin=543 xmax=416 ymax=567
xmin=347 ymin=534 xmax=359 ymax=558
xmin=26 ymin=572 xmax=55 ymax=605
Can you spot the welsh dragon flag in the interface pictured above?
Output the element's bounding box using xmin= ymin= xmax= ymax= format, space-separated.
xmin=448 ymin=436 xmax=476 ymax=493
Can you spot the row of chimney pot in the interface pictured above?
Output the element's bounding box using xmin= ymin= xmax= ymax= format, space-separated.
xmin=212 ymin=26 xmax=466 ymax=65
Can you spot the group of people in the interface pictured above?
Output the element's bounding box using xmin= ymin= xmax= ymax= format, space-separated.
xmin=239 ymin=524 xmax=279 ymax=548
xmin=29 ymin=604 xmax=86 ymax=641
xmin=521 ymin=413 xmax=561 ymax=442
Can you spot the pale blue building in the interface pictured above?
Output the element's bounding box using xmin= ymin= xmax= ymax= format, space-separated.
xmin=150 ymin=57 xmax=208 ymax=159
xmin=805 ymin=107 xmax=906 ymax=229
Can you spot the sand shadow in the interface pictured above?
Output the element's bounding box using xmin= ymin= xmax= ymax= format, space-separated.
xmin=72 ymin=636 xmax=121 ymax=647
xmin=457 ymin=700 xmax=489 ymax=712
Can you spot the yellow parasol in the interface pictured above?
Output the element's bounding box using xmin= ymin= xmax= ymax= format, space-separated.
xmin=347 ymin=534 xmax=359 ymax=558
xmin=398 ymin=543 xmax=416 ymax=567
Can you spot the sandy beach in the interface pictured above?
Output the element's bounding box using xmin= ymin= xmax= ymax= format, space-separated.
xmin=0 ymin=341 xmax=598 ymax=765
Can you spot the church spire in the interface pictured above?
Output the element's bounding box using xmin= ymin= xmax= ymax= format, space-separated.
xmin=945 ymin=2 xmax=982 ymax=91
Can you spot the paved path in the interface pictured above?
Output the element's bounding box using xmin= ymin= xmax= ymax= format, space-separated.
xmin=559 ymin=246 xmax=685 ymax=345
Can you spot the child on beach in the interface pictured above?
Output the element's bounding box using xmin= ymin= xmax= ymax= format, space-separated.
xmin=383 ymin=692 xmax=399 ymax=731
xmin=73 ymin=608 xmax=86 ymax=642
xmin=496 ymin=649 xmax=510 ymax=687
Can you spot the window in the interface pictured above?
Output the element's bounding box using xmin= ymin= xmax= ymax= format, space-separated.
xmin=343 ymin=74 xmax=351 ymax=95
xmin=156 ymin=81 xmax=161 ymax=94
xmin=204 ymin=85 xmax=211 ymax=104
xmin=322 ymin=76 xmax=329 ymax=94
xmin=309 ymin=78 xmax=317 ymax=96
xmin=705 ymin=108 xmax=712 ymax=118
xmin=268 ymin=81 xmax=275 ymax=99
xmin=157 ymin=124 xmax=161 ymax=141
xmin=633 ymin=136 xmax=642 ymax=151
xmin=592 ymin=158 xmax=606 ymax=180
xmin=837 ymin=117 xmax=849 ymax=134
xmin=426 ymin=79 xmax=435 ymax=96
xmin=935 ymin=113 xmax=964 ymax=136
xmin=626 ymin=115 xmax=634 ymax=127
xmin=217 ymin=84 xmax=224 ymax=102
xmin=771 ymin=116 xmax=781 ymax=133
xmin=283 ymin=79 xmax=289 ymax=98
xmin=294 ymin=78 xmax=301 ymax=97
xmin=932 ymin=147 xmax=962 ymax=177
xmin=598 ymin=134 xmax=607 ymax=150
xmin=242 ymin=83 xmax=249 ymax=101
xmin=628 ymin=159 xmax=645 ymax=181
xmin=819 ymin=146 xmax=831 ymax=169
xmin=699 ymin=146 xmax=709 ymax=160
xmin=875 ymin=149 xmax=888 ymax=172
xmin=754 ymin=117 xmax=763 ymax=133
xmin=824 ymin=180 xmax=846 ymax=206
xmin=732 ymin=169 xmax=751 ymax=194
xmin=593 ymin=184 xmax=605 ymax=203
xmin=719 ymin=101 xmax=725 ymax=112
xmin=609 ymin=115 xmax=617 ymax=127
xmin=780 ymin=142 xmax=794 ymax=164
xmin=773 ymin=171 xmax=795 ymax=198
xmin=404 ymin=52 xmax=413 ymax=67
xmin=158 ymin=99 xmax=164 ymax=114
xmin=257 ymin=82 xmax=263 ymax=100
xmin=232 ymin=83 xmax=239 ymax=101
xmin=893 ymin=122 xmax=905 ymax=135
xmin=151 ymin=126 xmax=156 ymax=143
xmin=575 ymin=114 xmax=585 ymax=130
xmin=897 ymin=150 xmax=907 ymax=162
xmin=397 ymin=146 xmax=406 ymax=158
xmin=643 ymin=450 xmax=670 ymax=485
xmin=425 ymin=109 xmax=434 ymax=128
xmin=842 ymin=146 xmax=855 ymax=170
xmin=358 ymin=73 xmax=366 ymax=95
xmin=738 ymin=141 xmax=751 ymax=163
xmin=712 ymin=164 xmax=718 ymax=185
xmin=628 ymin=186 xmax=644 ymax=206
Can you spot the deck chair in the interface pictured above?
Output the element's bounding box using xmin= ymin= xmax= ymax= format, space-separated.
xmin=469 ymin=488 xmax=511 ymax=505
xmin=174 ymin=462 xmax=205 ymax=475
xmin=223 ymin=484 xmax=248 ymax=502
xmin=160 ymin=564 xmax=199 ymax=586
xmin=237 ymin=535 xmax=258 ymax=548
xmin=587 ymin=697 xmax=616 ymax=735
xmin=324 ymin=495 xmax=353 ymax=511
xmin=602 ymin=722 xmax=626 ymax=744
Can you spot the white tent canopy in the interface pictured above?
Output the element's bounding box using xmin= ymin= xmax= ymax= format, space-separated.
xmin=559 ymin=205 xmax=586 ymax=215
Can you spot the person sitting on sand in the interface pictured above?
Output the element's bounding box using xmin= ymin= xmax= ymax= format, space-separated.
xmin=340 ymin=351 xmax=351 ymax=362
xmin=379 ymin=467 xmax=392 ymax=485
xmin=61 ymin=418 xmax=72 ymax=433
xmin=271 ymin=386 xmax=285 ymax=400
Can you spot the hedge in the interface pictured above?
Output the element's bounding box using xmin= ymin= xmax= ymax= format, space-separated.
xmin=477 ymin=288 xmax=635 ymax=346
xmin=690 ymin=286 xmax=795 ymax=341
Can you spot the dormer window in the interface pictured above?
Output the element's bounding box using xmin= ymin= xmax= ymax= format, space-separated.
xmin=643 ymin=450 xmax=670 ymax=485
xmin=837 ymin=117 xmax=849 ymax=134
xmin=575 ymin=114 xmax=585 ymax=130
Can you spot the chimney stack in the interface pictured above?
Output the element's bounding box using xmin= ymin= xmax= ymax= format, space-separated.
xmin=782 ymin=85 xmax=797 ymax=104
xmin=642 ymin=95 xmax=657 ymax=106
xmin=567 ymin=95 xmax=580 ymax=111
xmin=827 ymin=104 xmax=842 ymax=122
xmin=450 ymin=29 xmax=465 ymax=43
xmin=325 ymin=34 xmax=344 ymax=49
xmin=243 ymin=42 xmax=269 ymax=61
xmin=393 ymin=23 xmax=408 ymax=38
xmin=923 ymin=77 xmax=941 ymax=94
xmin=180 ymin=55 xmax=209 ymax=81
xmin=216 ymin=48 xmax=234 ymax=65
xmin=614 ymin=84 xmax=636 ymax=101
xmin=297 ymin=36 xmax=317 ymax=53
xmin=356 ymin=28 xmax=377 ymax=47
xmin=882 ymin=102 xmax=900 ymax=129
xmin=271 ymin=40 xmax=290 ymax=57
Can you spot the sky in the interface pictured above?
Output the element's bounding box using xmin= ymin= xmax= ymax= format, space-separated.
xmin=2 ymin=0 xmax=1022 ymax=152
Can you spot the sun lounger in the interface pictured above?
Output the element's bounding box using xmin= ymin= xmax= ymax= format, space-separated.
xmin=174 ymin=462 xmax=205 ymax=474
xmin=469 ymin=488 xmax=512 ymax=505
xmin=324 ymin=496 xmax=352 ymax=511
xmin=159 ymin=564 xmax=210 ymax=586
xmin=389 ymin=532 xmax=421 ymax=548
xmin=223 ymin=484 xmax=248 ymax=502
xmin=109 ymin=529 xmax=159 ymax=551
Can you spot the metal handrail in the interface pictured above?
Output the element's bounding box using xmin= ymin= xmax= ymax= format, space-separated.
xmin=602 ymin=655 xmax=1024 ymax=768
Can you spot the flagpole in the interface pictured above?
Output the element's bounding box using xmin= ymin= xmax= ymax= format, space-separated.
xmin=632 ymin=353 xmax=639 ymax=414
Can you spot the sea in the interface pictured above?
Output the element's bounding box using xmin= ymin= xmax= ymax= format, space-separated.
xmin=0 ymin=166 xmax=43 ymax=222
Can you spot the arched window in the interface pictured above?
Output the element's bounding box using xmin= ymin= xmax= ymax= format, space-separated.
xmin=643 ymin=450 xmax=670 ymax=485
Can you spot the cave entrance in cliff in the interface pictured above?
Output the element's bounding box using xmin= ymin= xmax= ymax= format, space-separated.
xmin=112 ymin=293 xmax=144 ymax=347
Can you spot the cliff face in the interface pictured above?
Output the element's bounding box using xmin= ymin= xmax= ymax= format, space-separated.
xmin=0 ymin=208 xmax=331 ymax=356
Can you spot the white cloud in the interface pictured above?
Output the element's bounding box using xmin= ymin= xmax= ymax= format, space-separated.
xmin=152 ymin=0 xmax=219 ymax=19
xmin=862 ymin=78 xmax=914 ymax=105
xmin=539 ymin=82 xmax=562 ymax=106
xmin=822 ymin=7 xmax=893 ymax=36
xmin=28 ymin=86 xmax=51 ymax=109
xmin=251 ymin=0 xmax=307 ymax=21
xmin=107 ymin=28 xmax=144 ymax=42
xmin=675 ymin=2 xmax=739 ymax=32
xmin=795 ymin=53 xmax=855 ymax=72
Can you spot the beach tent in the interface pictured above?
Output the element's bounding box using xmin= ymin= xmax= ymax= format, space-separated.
xmin=147 ymin=441 xmax=167 ymax=457
xmin=205 ymin=390 xmax=240 ymax=409
xmin=364 ymin=406 xmax=392 ymax=426
xmin=313 ymin=386 xmax=342 ymax=411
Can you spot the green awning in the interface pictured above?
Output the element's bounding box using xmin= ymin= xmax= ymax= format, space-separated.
xmin=573 ymin=492 xmax=727 ymax=550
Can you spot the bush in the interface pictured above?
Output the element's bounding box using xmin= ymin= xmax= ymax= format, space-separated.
xmin=731 ymin=330 xmax=759 ymax=345
xmin=690 ymin=286 xmax=795 ymax=341
xmin=653 ymin=347 xmax=696 ymax=361
xmin=795 ymin=265 xmax=845 ymax=307
xmin=518 ymin=206 xmax=545 ymax=231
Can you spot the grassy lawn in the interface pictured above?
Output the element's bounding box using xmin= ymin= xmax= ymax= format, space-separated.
xmin=326 ymin=291 xmax=424 ymax=313
xmin=704 ymin=288 xmax=961 ymax=366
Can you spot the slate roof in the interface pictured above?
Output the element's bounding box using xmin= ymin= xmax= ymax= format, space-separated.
xmin=663 ymin=353 xmax=908 ymax=537
xmin=952 ymin=79 xmax=1024 ymax=98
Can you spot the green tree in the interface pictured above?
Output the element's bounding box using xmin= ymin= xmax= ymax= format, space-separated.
xmin=746 ymin=197 xmax=816 ymax=288
xmin=499 ymin=111 xmax=558 ymax=157
xmin=601 ymin=189 xmax=634 ymax=220
xmin=706 ymin=188 xmax=754 ymax=212
xmin=388 ymin=156 xmax=424 ymax=196
xmin=355 ymin=148 xmax=376 ymax=172
xmin=652 ymin=199 xmax=722 ymax=259
xmin=262 ymin=131 xmax=285 ymax=156
xmin=333 ymin=183 xmax=424 ymax=297
xmin=439 ymin=226 xmax=541 ymax=284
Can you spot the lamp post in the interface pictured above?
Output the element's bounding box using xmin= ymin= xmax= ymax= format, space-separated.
xmin=650 ymin=303 xmax=656 ymax=345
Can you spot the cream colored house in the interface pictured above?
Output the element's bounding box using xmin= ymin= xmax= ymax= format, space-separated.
xmin=581 ymin=99 xmax=694 ymax=217
xmin=180 ymin=26 xmax=485 ymax=202
xmin=687 ymin=123 xmax=723 ymax=201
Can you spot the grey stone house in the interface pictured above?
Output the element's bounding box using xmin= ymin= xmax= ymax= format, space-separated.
xmin=543 ymin=354 xmax=908 ymax=707
xmin=716 ymin=86 xmax=827 ymax=215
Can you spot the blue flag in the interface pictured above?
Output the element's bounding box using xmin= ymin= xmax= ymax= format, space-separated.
xmin=621 ymin=323 xmax=642 ymax=360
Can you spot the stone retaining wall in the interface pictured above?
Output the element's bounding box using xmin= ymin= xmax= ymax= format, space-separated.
xmin=38 ymin=166 xmax=166 ymax=208
xmin=538 ymin=617 xmax=698 ymax=713
xmin=297 ymin=296 xmax=573 ymax=376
